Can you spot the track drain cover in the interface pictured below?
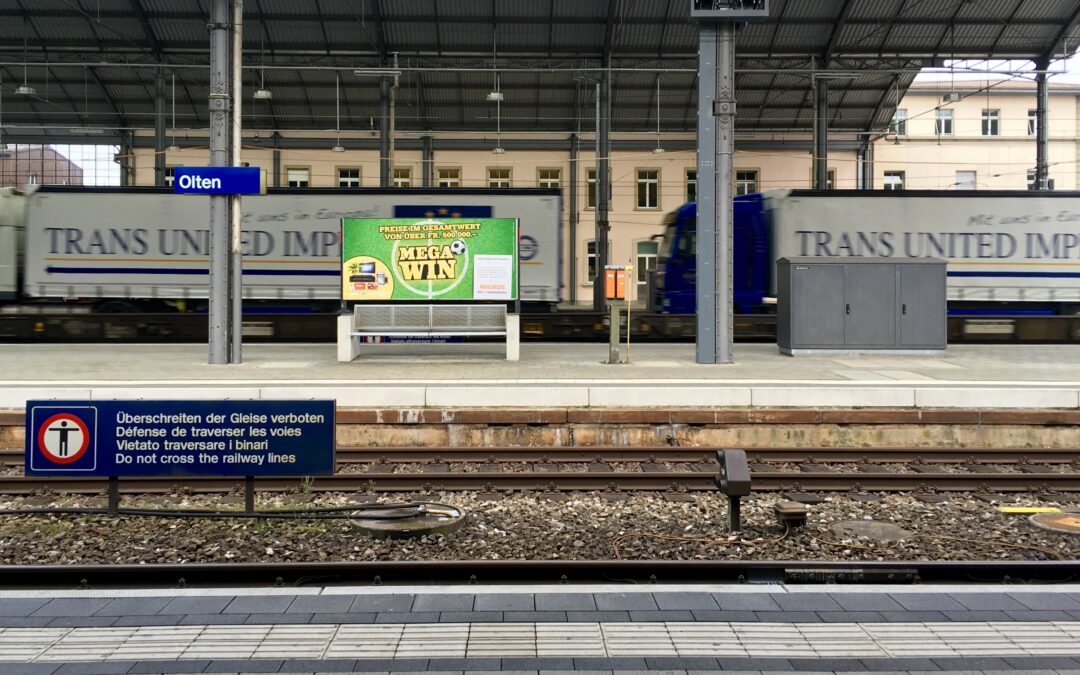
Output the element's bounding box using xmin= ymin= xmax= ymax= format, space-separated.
xmin=1029 ymin=512 xmax=1080 ymax=536
xmin=352 ymin=502 xmax=466 ymax=539
xmin=830 ymin=520 xmax=912 ymax=542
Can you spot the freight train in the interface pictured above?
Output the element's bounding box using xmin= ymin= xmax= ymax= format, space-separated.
xmin=655 ymin=191 xmax=1080 ymax=316
xmin=5 ymin=186 xmax=1080 ymax=319
xmin=1 ymin=186 xmax=561 ymax=311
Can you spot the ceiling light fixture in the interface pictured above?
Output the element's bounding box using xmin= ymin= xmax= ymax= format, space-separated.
xmin=653 ymin=75 xmax=665 ymax=154
xmin=332 ymin=72 xmax=344 ymax=153
xmin=18 ymin=18 xmax=34 ymax=96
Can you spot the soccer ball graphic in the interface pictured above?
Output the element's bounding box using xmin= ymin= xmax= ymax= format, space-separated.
xmin=450 ymin=239 xmax=468 ymax=255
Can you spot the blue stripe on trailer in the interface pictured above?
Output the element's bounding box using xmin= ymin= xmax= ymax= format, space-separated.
xmin=948 ymin=271 xmax=1080 ymax=279
xmin=45 ymin=266 xmax=339 ymax=277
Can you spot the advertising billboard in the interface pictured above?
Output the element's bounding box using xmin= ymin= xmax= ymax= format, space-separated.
xmin=341 ymin=217 xmax=518 ymax=301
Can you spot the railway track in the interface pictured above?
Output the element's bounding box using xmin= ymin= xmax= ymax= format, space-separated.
xmin=0 ymin=446 xmax=1076 ymax=494
xmin=3 ymin=312 xmax=1079 ymax=343
xmin=1 ymin=446 xmax=1076 ymax=466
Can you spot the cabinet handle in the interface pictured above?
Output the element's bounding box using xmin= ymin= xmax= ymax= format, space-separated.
xmin=845 ymin=303 xmax=850 ymax=315
xmin=902 ymin=303 xmax=907 ymax=315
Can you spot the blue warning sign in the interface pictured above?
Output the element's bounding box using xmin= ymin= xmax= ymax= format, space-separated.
xmin=25 ymin=400 xmax=335 ymax=477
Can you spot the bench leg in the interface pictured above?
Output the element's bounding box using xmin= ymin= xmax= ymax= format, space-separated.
xmin=506 ymin=314 xmax=520 ymax=362
xmin=337 ymin=314 xmax=359 ymax=362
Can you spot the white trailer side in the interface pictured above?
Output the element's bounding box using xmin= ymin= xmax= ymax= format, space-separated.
xmin=0 ymin=188 xmax=27 ymax=301
xmin=766 ymin=190 xmax=1080 ymax=303
xmin=23 ymin=188 xmax=561 ymax=305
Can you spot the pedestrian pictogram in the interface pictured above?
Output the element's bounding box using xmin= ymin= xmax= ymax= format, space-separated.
xmin=29 ymin=407 xmax=97 ymax=471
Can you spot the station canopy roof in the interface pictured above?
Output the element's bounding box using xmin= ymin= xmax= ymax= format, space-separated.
xmin=2 ymin=0 xmax=1080 ymax=139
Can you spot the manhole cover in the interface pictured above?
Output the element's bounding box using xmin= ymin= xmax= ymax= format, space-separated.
xmin=1029 ymin=512 xmax=1080 ymax=535
xmin=829 ymin=520 xmax=913 ymax=542
xmin=351 ymin=502 xmax=466 ymax=539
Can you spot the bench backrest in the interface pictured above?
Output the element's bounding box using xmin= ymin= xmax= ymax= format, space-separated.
xmin=354 ymin=304 xmax=507 ymax=332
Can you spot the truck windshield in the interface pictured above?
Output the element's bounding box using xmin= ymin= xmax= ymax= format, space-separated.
xmin=659 ymin=213 xmax=677 ymax=263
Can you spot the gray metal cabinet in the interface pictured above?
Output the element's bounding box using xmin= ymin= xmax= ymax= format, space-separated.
xmin=777 ymin=257 xmax=946 ymax=354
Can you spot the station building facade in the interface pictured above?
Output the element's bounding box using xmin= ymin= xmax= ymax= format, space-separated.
xmin=126 ymin=80 xmax=1079 ymax=306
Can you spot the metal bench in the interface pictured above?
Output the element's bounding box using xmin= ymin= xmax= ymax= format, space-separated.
xmin=337 ymin=304 xmax=520 ymax=361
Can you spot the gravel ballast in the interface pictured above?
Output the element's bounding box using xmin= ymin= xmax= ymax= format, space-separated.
xmin=0 ymin=491 xmax=1076 ymax=565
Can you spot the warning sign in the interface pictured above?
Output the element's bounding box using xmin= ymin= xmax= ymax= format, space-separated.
xmin=29 ymin=406 xmax=97 ymax=472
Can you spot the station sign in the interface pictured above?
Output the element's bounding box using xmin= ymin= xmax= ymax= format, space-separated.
xmin=173 ymin=166 xmax=266 ymax=195
xmin=341 ymin=217 xmax=519 ymax=301
xmin=25 ymin=400 xmax=334 ymax=477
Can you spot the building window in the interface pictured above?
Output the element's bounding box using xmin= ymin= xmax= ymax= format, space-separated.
xmin=538 ymin=168 xmax=561 ymax=189
xmin=636 ymin=170 xmax=659 ymax=209
xmin=286 ymin=167 xmax=310 ymax=188
xmin=488 ymin=168 xmax=511 ymax=188
xmin=26 ymin=172 xmax=37 ymax=185
xmin=586 ymin=168 xmax=596 ymax=208
xmin=826 ymin=169 xmax=836 ymax=190
xmin=164 ymin=167 xmax=175 ymax=188
xmin=393 ymin=167 xmax=412 ymax=188
xmin=935 ymin=109 xmax=954 ymax=136
xmin=636 ymin=241 xmax=658 ymax=286
xmin=338 ymin=168 xmax=361 ymax=188
xmin=884 ymin=171 xmax=905 ymax=191
xmin=735 ymin=170 xmax=758 ymax=195
xmin=686 ymin=169 xmax=697 ymax=203
xmin=955 ymin=170 xmax=977 ymax=190
xmin=891 ymin=108 xmax=908 ymax=136
xmin=1028 ymin=109 xmax=1038 ymax=136
xmin=437 ymin=168 xmax=461 ymax=188
xmin=981 ymin=109 xmax=1000 ymax=136
xmin=585 ymin=240 xmax=610 ymax=284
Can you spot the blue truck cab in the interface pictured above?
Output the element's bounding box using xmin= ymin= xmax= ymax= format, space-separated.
xmin=654 ymin=194 xmax=771 ymax=314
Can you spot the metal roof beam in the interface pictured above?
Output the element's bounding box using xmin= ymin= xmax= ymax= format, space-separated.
xmin=822 ymin=0 xmax=855 ymax=65
xmin=1044 ymin=1 xmax=1080 ymax=62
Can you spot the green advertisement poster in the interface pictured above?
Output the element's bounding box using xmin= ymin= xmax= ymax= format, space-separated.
xmin=341 ymin=217 xmax=519 ymax=301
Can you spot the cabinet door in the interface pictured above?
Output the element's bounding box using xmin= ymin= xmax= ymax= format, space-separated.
xmin=899 ymin=264 xmax=947 ymax=346
xmin=844 ymin=265 xmax=897 ymax=346
xmin=791 ymin=264 xmax=845 ymax=346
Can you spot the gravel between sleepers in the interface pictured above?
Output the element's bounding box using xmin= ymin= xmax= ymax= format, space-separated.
xmin=0 ymin=491 xmax=1076 ymax=565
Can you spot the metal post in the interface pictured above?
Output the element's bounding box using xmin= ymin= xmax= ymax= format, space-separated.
xmin=593 ymin=67 xmax=611 ymax=312
xmin=569 ymin=132 xmax=579 ymax=304
xmin=727 ymin=495 xmax=741 ymax=532
xmin=229 ymin=0 xmax=244 ymax=363
xmin=154 ymin=68 xmax=166 ymax=187
xmin=696 ymin=23 xmax=734 ymax=364
xmin=244 ymin=475 xmax=256 ymax=514
xmin=1036 ymin=62 xmax=1050 ymax=190
xmin=695 ymin=25 xmax=717 ymax=363
xmin=379 ymin=78 xmax=391 ymax=187
xmin=119 ymin=132 xmax=132 ymax=186
xmin=107 ymin=477 xmax=120 ymax=515
xmin=272 ymin=132 xmax=281 ymax=187
xmin=208 ymin=0 xmax=233 ymax=364
xmin=814 ymin=77 xmax=829 ymax=189
xmin=422 ymin=135 xmax=433 ymax=187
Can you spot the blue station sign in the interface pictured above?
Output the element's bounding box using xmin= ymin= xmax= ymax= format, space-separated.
xmin=25 ymin=400 xmax=335 ymax=477
xmin=173 ymin=166 xmax=266 ymax=195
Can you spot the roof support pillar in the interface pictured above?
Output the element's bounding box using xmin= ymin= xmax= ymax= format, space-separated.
xmin=422 ymin=134 xmax=433 ymax=187
xmin=695 ymin=22 xmax=734 ymax=364
xmin=569 ymin=132 xmax=579 ymax=304
xmin=592 ymin=65 xmax=612 ymax=313
xmin=207 ymin=0 xmax=241 ymax=365
xmin=814 ymin=76 xmax=829 ymax=190
xmin=858 ymin=138 xmax=874 ymax=190
xmin=1035 ymin=62 xmax=1050 ymax=190
xmin=119 ymin=132 xmax=133 ymax=186
xmin=154 ymin=67 xmax=166 ymax=187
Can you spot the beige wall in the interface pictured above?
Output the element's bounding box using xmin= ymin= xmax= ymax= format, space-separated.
xmin=873 ymin=88 xmax=1079 ymax=190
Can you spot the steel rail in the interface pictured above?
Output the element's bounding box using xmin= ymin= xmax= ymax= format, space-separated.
xmin=0 ymin=447 xmax=1077 ymax=466
xmin=1 ymin=471 xmax=1077 ymax=494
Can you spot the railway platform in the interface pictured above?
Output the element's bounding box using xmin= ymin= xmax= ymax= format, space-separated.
xmin=3 ymin=342 xmax=1080 ymax=410
xmin=1 ymin=583 xmax=1079 ymax=674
